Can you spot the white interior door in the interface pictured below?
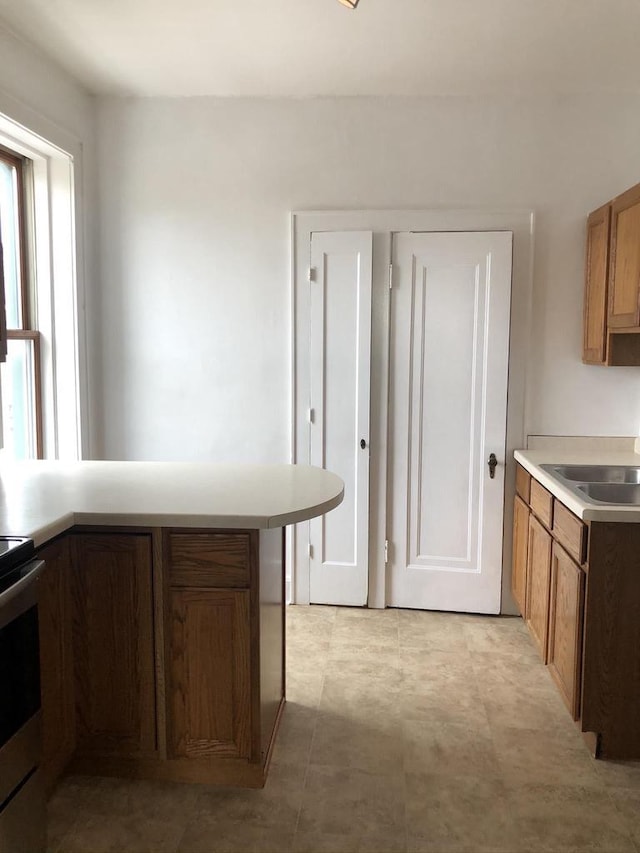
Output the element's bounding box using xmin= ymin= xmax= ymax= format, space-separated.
xmin=309 ymin=230 xmax=372 ymax=606
xmin=387 ymin=231 xmax=512 ymax=614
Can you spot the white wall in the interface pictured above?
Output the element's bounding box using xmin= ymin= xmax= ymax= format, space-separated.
xmin=96 ymin=94 xmax=640 ymax=463
xmin=0 ymin=23 xmax=99 ymax=458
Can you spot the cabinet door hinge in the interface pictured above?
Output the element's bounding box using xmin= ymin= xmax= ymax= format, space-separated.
xmin=308 ymin=407 xmax=315 ymax=424
xmin=384 ymin=539 xmax=389 ymax=564
xmin=308 ymin=543 xmax=314 ymax=559
xmin=388 ymin=264 xmax=394 ymax=290
xmin=308 ymin=267 xmax=317 ymax=283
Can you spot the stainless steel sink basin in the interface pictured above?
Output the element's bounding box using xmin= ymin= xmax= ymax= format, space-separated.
xmin=542 ymin=464 xmax=640 ymax=484
xmin=576 ymin=483 xmax=640 ymax=504
xmin=538 ymin=463 xmax=640 ymax=505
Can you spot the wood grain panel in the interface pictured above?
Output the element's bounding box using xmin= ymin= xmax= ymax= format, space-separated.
xmin=169 ymin=588 xmax=251 ymax=760
xmin=607 ymin=330 xmax=640 ymax=366
xmin=608 ymin=182 xmax=640 ymax=329
xmin=37 ymin=537 xmax=76 ymax=791
xmin=529 ymin=480 xmax=553 ymax=530
xmin=167 ymin=532 xmax=250 ymax=588
xmin=72 ymin=533 xmax=156 ymax=756
xmin=259 ymin=528 xmax=285 ymax=759
xmin=511 ymin=496 xmax=529 ymax=617
xmin=583 ymin=204 xmax=611 ymax=364
xmin=525 ymin=514 xmax=552 ymax=663
xmin=553 ymin=501 xmax=587 ymax=566
xmin=515 ymin=464 xmax=531 ymax=503
xmin=582 ymin=522 xmax=640 ymax=758
xmin=548 ymin=543 xmax=585 ymax=720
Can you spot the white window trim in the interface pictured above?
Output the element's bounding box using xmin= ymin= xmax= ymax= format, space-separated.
xmin=0 ymin=103 xmax=88 ymax=460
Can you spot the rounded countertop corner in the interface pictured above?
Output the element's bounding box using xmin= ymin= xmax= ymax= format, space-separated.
xmin=0 ymin=460 xmax=345 ymax=545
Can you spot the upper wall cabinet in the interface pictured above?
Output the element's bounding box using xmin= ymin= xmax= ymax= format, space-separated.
xmin=584 ymin=181 xmax=640 ymax=366
xmin=583 ymin=204 xmax=611 ymax=364
xmin=609 ymin=183 xmax=640 ymax=329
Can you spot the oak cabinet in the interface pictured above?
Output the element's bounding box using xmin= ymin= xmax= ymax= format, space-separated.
xmin=169 ymin=588 xmax=251 ymax=759
xmin=166 ymin=530 xmax=255 ymax=761
xmin=71 ymin=533 xmax=157 ymax=757
xmin=583 ymin=204 xmax=611 ymax=364
xmin=608 ymin=183 xmax=640 ymax=329
xmin=583 ymin=181 xmax=640 ymax=365
xmin=547 ymin=542 xmax=585 ymax=721
xmin=514 ymin=461 xmax=640 ymax=759
xmin=511 ymin=495 xmax=529 ymax=617
xmin=37 ymin=537 xmax=75 ymax=790
xmin=525 ymin=514 xmax=553 ymax=663
xmin=36 ymin=525 xmax=285 ymax=788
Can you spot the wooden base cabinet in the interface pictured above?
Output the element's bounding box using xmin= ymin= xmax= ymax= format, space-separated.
xmin=511 ymin=495 xmax=529 ymax=617
xmin=38 ymin=526 xmax=285 ymax=790
xmin=37 ymin=537 xmax=75 ymax=792
xmin=71 ymin=534 xmax=157 ymax=758
xmin=547 ymin=542 xmax=585 ymax=721
xmin=169 ymin=588 xmax=252 ymax=760
xmin=525 ymin=515 xmax=552 ymax=663
xmin=513 ymin=462 xmax=640 ymax=759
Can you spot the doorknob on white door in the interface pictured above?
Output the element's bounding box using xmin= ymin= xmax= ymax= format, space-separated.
xmin=488 ymin=453 xmax=498 ymax=479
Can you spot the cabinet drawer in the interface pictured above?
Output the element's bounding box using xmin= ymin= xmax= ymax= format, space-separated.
xmin=530 ymin=480 xmax=553 ymax=529
xmin=515 ymin=464 xmax=531 ymax=503
xmin=553 ymin=502 xmax=587 ymax=565
xmin=167 ymin=532 xmax=251 ymax=588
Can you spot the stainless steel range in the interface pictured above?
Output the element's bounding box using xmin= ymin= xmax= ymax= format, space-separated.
xmin=0 ymin=537 xmax=46 ymax=853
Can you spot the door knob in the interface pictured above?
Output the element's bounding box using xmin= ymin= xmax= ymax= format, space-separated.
xmin=488 ymin=453 xmax=498 ymax=479
xmin=360 ymin=439 xmax=367 ymax=450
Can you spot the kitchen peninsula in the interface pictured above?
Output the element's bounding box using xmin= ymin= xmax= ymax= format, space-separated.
xmin=0 ymin=461 xmax=343 ymax=791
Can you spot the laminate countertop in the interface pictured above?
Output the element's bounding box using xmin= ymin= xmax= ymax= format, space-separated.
xmin=515 ymin=448 xmax=640 ymax=522
xmin=0 ymin=460 xmax=344 ymax=547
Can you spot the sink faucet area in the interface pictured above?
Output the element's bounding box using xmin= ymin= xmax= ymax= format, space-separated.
xmin=540 ymin=463 xmax=640 ymax=505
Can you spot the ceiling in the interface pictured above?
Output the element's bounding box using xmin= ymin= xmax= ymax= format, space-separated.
xmin=1 ymin=0 xmax=639 ymax=98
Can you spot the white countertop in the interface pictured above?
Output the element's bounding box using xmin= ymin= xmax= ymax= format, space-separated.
xmin=0 ymin=460 xmax=345 ymax=547
xmin=514 ymin=449 xmax=640 ymax=522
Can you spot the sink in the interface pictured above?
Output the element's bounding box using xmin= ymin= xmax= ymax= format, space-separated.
xmin=576 ymin=483 xmax=640 ymax=504
xmin=542 ymin=464 xmax=640 ymax=484
xmin=538 ymin=463 xmax=640 ymax=506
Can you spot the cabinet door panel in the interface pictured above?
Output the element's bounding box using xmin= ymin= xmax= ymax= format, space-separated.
xmin=169 ymin=588 xmax=251 ymax=760
xmin=609 ymin=185 xmax=640 ymax=329
xmin=512 ymin=496 xmax=529 ymax=617
xmin=72 ymin=534 xmax=156 ymax=756
xmin=525 ymin=515 xmax=552 ymax=662
xmin=548 ymin=543 xmax=585 ymax=721
xmin=38 ymin=537 xmax=75 ymax=788
xmin=583 ymin=204 xmax=610 ymax=363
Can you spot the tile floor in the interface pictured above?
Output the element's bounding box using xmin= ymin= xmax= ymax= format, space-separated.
xmin=48 ymin=606 xmax=640 ymax=853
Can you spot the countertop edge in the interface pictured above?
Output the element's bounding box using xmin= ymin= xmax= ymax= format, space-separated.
xmin=0 ymin=463 xmax=345 ymax=548
xmin=514 ymin=449 xmax=640 ymax=522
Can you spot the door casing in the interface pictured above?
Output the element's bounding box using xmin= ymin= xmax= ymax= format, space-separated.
xmin=291 ymin=209 xmax=535 ymax=612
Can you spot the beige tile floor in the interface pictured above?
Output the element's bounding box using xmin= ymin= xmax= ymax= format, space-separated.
xmin=48 ymin=606 xmax=640 ymax=853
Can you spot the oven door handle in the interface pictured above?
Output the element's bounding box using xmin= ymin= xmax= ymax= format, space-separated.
xmin=0 ymin=559 xmax=45 ymax=610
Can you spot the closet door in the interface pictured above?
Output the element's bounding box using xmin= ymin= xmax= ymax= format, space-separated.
xmin=387 ymin=231 xmax=513 ymax=614
xmin=308 ymin=230 xmax=372 ymax=606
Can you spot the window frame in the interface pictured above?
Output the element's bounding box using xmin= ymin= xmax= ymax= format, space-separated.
xmin=0 ymin=145 xmax=44 ymax=459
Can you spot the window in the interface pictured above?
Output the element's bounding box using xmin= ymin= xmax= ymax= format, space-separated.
xmin=0 ymin=148 xmax=43 ymax=459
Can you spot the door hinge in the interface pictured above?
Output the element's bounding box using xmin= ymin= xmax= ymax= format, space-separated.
xmin=388 ymin=264 xmax=394 ymax=290
xmin=308 ymin=543 xmax=314 ymax=559
xmin=384 ymin=539 xmax=389 ymax=564
xmin=308 ymin=266 xmax=317 ymax=283
xmin=308 ymin=407 xmax=315 ymax=424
